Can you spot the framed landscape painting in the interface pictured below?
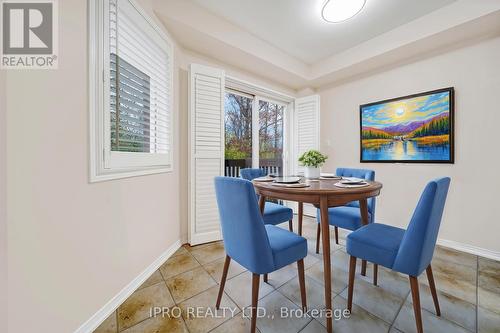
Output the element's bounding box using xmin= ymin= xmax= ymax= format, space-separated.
xmin=360 ymin=87 xmax=454 ymax=163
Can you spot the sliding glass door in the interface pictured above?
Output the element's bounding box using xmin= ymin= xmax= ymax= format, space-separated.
xmin=224 ymin=91 xmax=253 ymax=176
xmin=224 ymin=89 xmax=286 ymax=177
xmin=259 ymin=100 xmax=284 ymax=175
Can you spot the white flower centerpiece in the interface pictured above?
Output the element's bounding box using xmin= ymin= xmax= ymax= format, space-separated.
xmin=298 ymin=150 xmax=328 ymax=179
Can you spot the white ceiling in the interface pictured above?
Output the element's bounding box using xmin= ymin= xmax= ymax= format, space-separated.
xmin=191 ymin=0 xmax=456 ymax=64
xmin=154 ymin=0 xmax=500 ymax=89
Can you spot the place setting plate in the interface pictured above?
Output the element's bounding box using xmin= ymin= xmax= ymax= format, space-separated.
xmin=272 ymin=182 xmax=310 ymax=188
xmin=334 ymin=183 xmax=369 ymax=188
xmin=319 ymin=173 xmax=342 ymax=180
xmin=273 ymin=177 xmax=301 ymax=184
xmin=253 ymin=177 xmax=275 ymax=182
xmin=270 ymin=176 xmax=310 ymax=188
xmin=334 ymin=177 xmax=369 ymax=188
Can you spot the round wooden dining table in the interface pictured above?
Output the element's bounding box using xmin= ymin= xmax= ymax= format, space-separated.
xmin=253 ymin=178 xmax=383 ymax=333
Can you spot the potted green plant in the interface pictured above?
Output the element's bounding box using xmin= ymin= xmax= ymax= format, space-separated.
xmin=298 ymin=150 xmax=328 ymax=179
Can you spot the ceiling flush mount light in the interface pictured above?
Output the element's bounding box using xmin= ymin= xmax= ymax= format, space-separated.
xmin=321 ymin=0 xmax=366 ymax=23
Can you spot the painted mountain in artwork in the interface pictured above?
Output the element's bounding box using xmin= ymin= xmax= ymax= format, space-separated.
xmin=362 ymin=113 xmax=449 ymax=136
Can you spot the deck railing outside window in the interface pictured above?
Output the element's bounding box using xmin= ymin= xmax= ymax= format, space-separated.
xmin=224 ymin=158 xmax=282 ymax=177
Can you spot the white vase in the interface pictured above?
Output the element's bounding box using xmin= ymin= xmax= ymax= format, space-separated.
xmin=304 ymin=166 xmax=320 ymax=179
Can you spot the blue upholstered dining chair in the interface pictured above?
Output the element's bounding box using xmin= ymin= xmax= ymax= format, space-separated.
xmin=214 ymin=177 xmax=308 ymax=333
xmin=316 ymin=168 xmax=376 ymax=252
xmin=240 ymin=168 xmax=295 ymax=232
xmin=346 ymin=177 xmax=451 ymax=333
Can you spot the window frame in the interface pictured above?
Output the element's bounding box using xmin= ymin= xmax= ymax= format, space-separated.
xmin=89 ymin=0 xmax=174 ymax=182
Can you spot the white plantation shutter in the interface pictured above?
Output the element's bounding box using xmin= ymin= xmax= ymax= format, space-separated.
xmin=189 ymin=64 xmax=225 ymax=245
xmin=294 ymin=95 xmax=320 ymax=174
xmin=106 ymin=0 xmax=172 ymax=169
xmin=294 ymin=95 xmax=320 ymax=217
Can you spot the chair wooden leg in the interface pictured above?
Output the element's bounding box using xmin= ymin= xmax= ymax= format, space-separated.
xmin=315 ymin=223 xmax=321 ymax=254
xmin=297 ymin=259 xmax=307 ymax=311
xmin=298 ymin=202 xmax=303 ymax=236
xmin=334 ymin=226 xmax=339 ymax=245
xmin=373 ymin=264 xmax=378 ymax=286
xmin=347 ymin=256 xmax=357 ymax=312
xmin=359 ymin=199 xmax=369 ymax=277
xmin=288 ymin=219 xmax=293 ymax=232
xmin=216 ymin=255 xmax=231 ymax=309
xmin=251 ymin=273 xmax=260 ymax=333
xmin=409 ymin=276 xmax=424 ymax=333
xmin=263 ymin=274 xmax=268 ymax=283
xmin=361 ymin=260 xmax=367 ymax=276
xmin=426 ymin=265 xmax=441 ymax=316
xmin=258 ymin=195 xmax=266 ymax=215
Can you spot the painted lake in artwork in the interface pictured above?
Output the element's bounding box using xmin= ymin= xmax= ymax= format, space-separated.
xmin=361 ymin=90 xmax=452 ymax=162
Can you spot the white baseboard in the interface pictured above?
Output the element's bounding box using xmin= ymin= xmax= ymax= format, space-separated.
xmin=437 ymin=238 xmax=500 ymax=261
xmin=289 ymin=208 xmax=499 ymax=261
xmin=74 ymin=240 xmax=181 ymax=333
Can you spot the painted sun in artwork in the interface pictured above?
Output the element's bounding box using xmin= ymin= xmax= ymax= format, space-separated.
xmin=395 ymin=108 xmax=405 ymax=117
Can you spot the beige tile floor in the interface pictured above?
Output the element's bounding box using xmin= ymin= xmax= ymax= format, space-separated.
xmin=95 ymin=216 xmax=500 ymax=333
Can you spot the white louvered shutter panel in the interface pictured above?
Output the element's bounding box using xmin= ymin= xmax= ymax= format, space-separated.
xmin=189 ymin=64 xmax=225 ymax=245
xmin=106 ymin=0 xmax=172 ymax=168
xmin=294 ymin=95 xmax=320 ymax=174
xmin=294 ymin=95 xmax=320 ymax=217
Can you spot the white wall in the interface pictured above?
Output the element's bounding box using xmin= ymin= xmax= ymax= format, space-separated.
xmin=6 ymin=1 xmax=182 ymax=332
xmin=1 ymin=68 xmax=7 ymax=333
xmin=319 ymin=36 xmax=500 ymax=255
